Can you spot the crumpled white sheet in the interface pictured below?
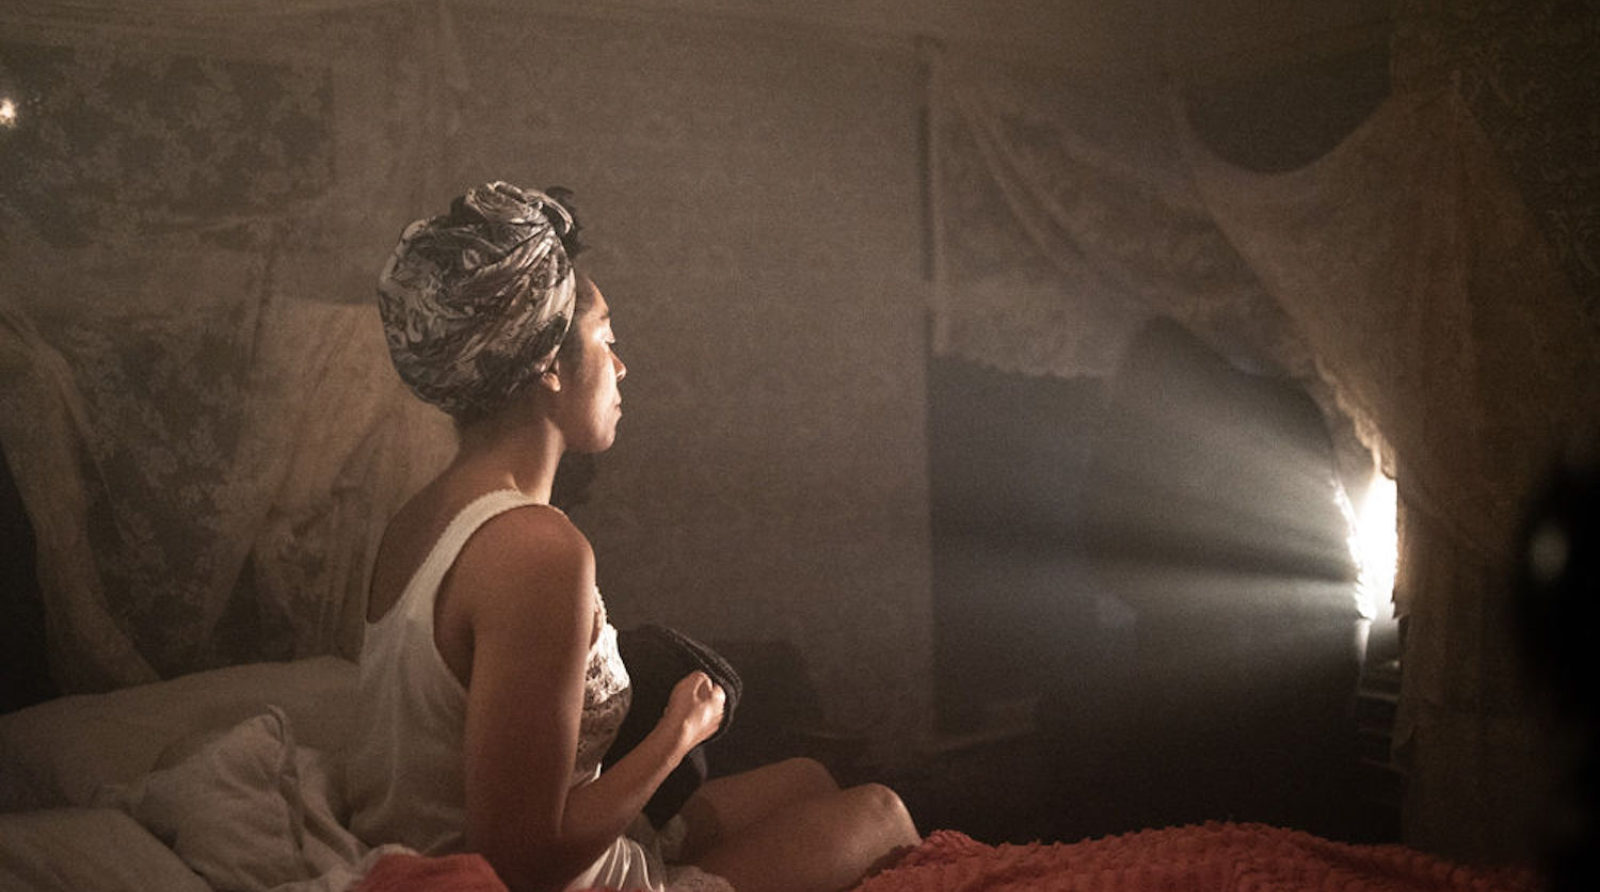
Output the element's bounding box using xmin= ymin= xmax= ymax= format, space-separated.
xmin=94 ymin=706 xmax=411 ymax=892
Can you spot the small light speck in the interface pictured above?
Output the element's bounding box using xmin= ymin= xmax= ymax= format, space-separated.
xmin=0 ymin=97 xmax=17 ymax=129
xmin=1529 ymin=521 xmax=1569 ymax=583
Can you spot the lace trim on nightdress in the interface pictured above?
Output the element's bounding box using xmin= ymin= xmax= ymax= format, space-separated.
xmin=574 ymin=588 xmax=631 ymax=783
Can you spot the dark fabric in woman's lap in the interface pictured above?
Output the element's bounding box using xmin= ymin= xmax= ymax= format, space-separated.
xmin=606 ymin=624 xmax=742 ymax=826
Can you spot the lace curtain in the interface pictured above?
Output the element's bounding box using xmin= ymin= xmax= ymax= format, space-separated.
xmin=926 ymin=47 xmax=1369 ymax=483
xmin=1391 ymin=0 xmax=1600 ymax=319
xmin=927 ymin=51 xmax=1307 ymax=380
xmin=1181 ymin=84 xmax=1598 ymax=861
xmin=927 ymin=32 xmax=1599 ymax=861
xmin=0 ymin=0 xmax=457 ymax=689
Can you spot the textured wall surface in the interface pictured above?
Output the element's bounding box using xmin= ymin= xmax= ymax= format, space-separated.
xmin=446 ymin=15 xmax=937 ymax=749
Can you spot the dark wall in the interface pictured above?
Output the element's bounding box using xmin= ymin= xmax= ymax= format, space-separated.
xmin=927 ymin=358 xmax=1107 ymax=733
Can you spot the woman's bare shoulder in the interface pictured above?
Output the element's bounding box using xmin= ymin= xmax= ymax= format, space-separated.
xmin=453 ymin=502 xmax=595 ymax=624
xmin=389 ymin=480 xmax=590 ymax=578
xmin=470 ymin=501 xmax=591 ymax=564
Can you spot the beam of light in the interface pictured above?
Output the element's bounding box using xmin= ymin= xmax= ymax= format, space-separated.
xmin=1090 ymin=390 xmax=1375 ymax=587
xmin=1348 ymin=470 xmax=1398 ymax=620
xmin=0 ymin=97 xmax=17 ymax=129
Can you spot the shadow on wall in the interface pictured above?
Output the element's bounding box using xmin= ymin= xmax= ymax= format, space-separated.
xmin=0 ymin=445 xmax=55 ymax=714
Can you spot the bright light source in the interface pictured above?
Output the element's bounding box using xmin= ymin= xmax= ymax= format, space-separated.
xmin=1349 ymin=471 xmax=1398 ymax=620
xmin=0 ymin=97 xmax=17 ymax=129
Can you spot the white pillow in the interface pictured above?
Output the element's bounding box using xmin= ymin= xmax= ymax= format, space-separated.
xmin=97 ymin=706 xmax=376 ymax=892
xmin=0 ymin=807 xmax=212 ymax=892
xmin=0 ymin=656 xmax=357 ymax=812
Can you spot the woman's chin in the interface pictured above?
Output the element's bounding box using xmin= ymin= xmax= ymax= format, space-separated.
xmin=571 ymin=432 xmax=618 ymax=455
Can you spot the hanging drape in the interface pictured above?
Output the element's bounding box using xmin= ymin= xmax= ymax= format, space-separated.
xmin=1180 ymin=83 xmax=1599 ymax=862
xmin=927 ymin=39 xmax=1599 ymax=861
xmin=925 ymin=51 xmax=1313 ymax=373
xmin=925 ymin=46 xmax=1371 ymax=486
xmin=0 ymin=0 xmax=459 ymax=689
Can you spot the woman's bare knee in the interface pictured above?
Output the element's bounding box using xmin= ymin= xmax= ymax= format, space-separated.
xmin=687 ymin=783 xmax=920 ymax=892
xmin=843 ymin=783 xmax=920 ymax=845
xmin=677 ymin=756 xmax=844 ymax=861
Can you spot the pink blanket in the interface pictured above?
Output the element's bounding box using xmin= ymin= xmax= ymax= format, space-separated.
xmin=352 ymin=823 xmax=1539 ymax=891
xmin=854 ymin=823 xmax=1539 ymax=892
xmin=353 ymin=852 xmax=508 ymax=892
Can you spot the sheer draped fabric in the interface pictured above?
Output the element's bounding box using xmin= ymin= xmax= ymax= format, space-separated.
xmin=0 ymin=296 xmax=454 ymax=688
xmin=927 ymin=50 xmax=1309 ymax=385
xmin=0 ymin=0 xmax=458 ymax=687
xmin=926 ymin=38 xmax=1598 ymax=862
xmin=1180 ymin=84 xmax=1598 ymax=859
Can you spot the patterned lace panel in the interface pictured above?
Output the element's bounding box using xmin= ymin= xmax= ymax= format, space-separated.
xmin=1393 ymin=0 xmax=1600 ymax=325
xmin=574 ymin=592 xmax=632 ymax=783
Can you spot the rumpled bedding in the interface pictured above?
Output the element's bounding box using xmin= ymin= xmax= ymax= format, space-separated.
xmin=855 ymin=824 xmax=1540 ymax=892
xmin=89 ymin=706 xmax=408 ymax=892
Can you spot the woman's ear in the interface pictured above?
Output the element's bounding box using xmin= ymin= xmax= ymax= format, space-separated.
xmin=538 ymin=365 xmax=562 ymax=393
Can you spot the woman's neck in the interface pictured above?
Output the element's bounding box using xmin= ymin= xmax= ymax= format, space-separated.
xmin=451 ymin=411 xmax=565 ymax=503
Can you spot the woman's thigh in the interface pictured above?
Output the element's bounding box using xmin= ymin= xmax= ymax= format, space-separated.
xmin=688 ymin=783 xmax=920 ymax=892
xmin=678 ymin=758 xmax=839 ymax=857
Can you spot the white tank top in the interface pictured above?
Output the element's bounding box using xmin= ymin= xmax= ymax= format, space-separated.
xmin=345 ymin=489 xmax=633 ymax=857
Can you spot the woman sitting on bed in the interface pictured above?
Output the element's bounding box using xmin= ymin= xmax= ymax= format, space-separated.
xmin=345 ymin=181 xmax=920 ymax=892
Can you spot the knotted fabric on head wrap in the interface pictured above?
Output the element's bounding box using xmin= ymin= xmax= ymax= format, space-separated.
xmin=377 ymin=181 xmax=584 ymax=421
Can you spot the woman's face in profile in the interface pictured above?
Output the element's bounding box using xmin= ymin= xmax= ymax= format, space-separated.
xmin=554 ymin=279 xmax=627 ymax=453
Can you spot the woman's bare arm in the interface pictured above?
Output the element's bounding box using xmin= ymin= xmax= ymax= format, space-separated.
xmin=562 ymin=670 xmax=723 ymax=842
xmin=453 ymin=508 xmax=720 ymax=891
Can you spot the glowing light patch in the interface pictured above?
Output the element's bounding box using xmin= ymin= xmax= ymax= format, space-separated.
xmin=1349 ymin=471 xmax=1398 ymax=619
xmin=1528 ymin=521 xmax=1569 ymax=583
xmin=0 ymin=97 xmax=16 ymax=129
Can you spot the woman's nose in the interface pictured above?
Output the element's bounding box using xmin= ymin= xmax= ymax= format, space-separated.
xmin=613 ymin=354 xmax=627 ymax=382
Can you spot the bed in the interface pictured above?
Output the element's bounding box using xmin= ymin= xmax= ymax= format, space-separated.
xmin=0 ymin=655 xmax=1541 ymax=892
xmin=0 ymin=656 xmax=395 ymax=892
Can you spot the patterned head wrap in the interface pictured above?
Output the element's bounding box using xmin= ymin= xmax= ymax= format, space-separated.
xmin=377 ymin=181 xmax=583 ymax=420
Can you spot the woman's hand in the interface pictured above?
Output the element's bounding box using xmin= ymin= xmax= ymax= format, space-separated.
xmin=662 ymin=671 xmax=725 ymax=752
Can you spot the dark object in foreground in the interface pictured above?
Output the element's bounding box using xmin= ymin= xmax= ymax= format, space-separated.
xmin=607 ymin=624 xmax=743 ymax=827
xmin=1514 ymin=439 xmax=1598 ymax=892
